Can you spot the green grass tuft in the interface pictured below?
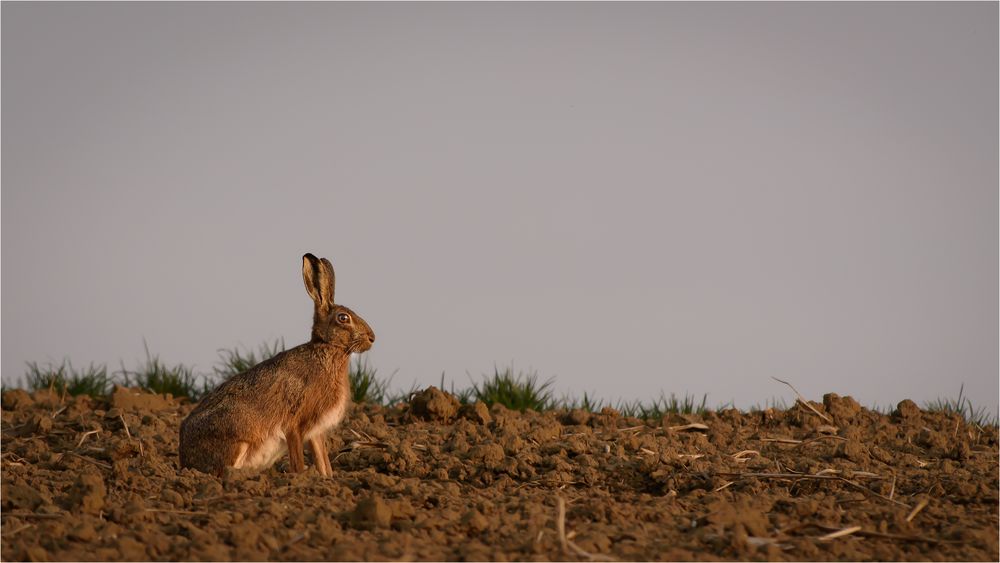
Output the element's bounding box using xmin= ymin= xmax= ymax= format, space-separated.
xmin=119 ymin=342 xmax=205 ymax=400
xmin=349 ymin=356 xmax=394 ymax=404
xmin=924 ymin=384 xmax=998 ymax=427
xmin=214 ymin=338 xmax=285 ymax=381
xmin=385 ymin=382 xmax=423 ymax=407
xmin=748 ymin=396 xmax=790 ymax=412
xmin=24 ymin=360 xmax=112 ymax=398
xmin=469 ymin=365 xmax=554 ymax=412
xmin=562 ymin=391 xmax=607 ymax=413
xmin=439 ymin=373 xmax=474 ymax=405
xmin=616 ymin=392 xmax=708 ymax=420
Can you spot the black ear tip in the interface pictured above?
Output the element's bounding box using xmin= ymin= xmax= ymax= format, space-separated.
xmin=303 ymin=253 xmax=317 ymax=261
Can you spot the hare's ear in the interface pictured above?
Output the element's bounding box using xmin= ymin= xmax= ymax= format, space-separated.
xmin=302 ymin=253 xmax=334 ymax=310
xmin=320 ymin=258 xmax=336 ymax=303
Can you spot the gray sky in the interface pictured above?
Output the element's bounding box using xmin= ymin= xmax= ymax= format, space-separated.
xmin=3 ymin=2 xmax=997 ymax=413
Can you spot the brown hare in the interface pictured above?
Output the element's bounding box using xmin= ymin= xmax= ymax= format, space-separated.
xmin=179 ymin=253 xmax=374 ymax=477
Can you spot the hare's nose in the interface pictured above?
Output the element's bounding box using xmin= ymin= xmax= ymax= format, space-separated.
xmin=367 ymin=333 xmax=375 ymax=344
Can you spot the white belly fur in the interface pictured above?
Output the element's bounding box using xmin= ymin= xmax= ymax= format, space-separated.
xmin=304 ymin=397 xmax=348 ymax=441
xmin=237 ymin=427 xmax=288 ymax=470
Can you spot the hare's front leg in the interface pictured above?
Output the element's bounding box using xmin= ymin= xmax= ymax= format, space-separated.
xmin=309 ymin=437 xmax=332 ymax=477
xmin=286 ymin=430 xmax=305 ymax=472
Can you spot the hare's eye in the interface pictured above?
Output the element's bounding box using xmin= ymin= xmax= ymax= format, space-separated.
xmin=337 ymin=313 xmax=351 ymax=324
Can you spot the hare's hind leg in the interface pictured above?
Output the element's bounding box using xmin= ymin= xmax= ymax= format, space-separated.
xmin=212 ymin=441 xmax=251 ymax=477
xmin=309 ymin=437 xmax=332 ymax=477
xmin=230 ymin=442 xmax=251 ymax=469
xmin=182 ymin=439 xmax=247 ymax=477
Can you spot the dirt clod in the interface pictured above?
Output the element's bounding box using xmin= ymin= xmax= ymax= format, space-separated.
xmin=2 ymin=389 xmax=34 ymax=410
xmin=3 ymin=483 xmax=47 ymax=511
xmin=822 ymin=393 xmax=861 ymax=423
xmin=68 ymin=521 xmax=98 ymax=542
xmin=63 ymin=471 xmax=107 ymax=515
xmin=351 ymin=495 xmax=392 ymax=529
xmin=562 ymin=408 xmax=592 ymax=426
xmin=111 ymin=386 xmax=172 ymax=412
xmin=461 ymin=509 xmax=490 ymax=533
xmin=409 ymin=386 xmax=460 ymax=422
xmin=895 ymin=399 xmax=923 ymax=420
xmin=458 ymin=401 xmax=492 ymax=425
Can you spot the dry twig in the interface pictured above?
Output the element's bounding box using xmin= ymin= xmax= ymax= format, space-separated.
xmin=834 ymin=477 xmax=910 ymax=508
xmin=759 ymin=437 xmax=803 ymax=445
xmin=0 ymin=512 xmax=63 ymax=520
xmin=118 ymin=414 xmax=145 ymax=457
xmin=555 ymin=496 xmax=617 ymax=561
xmin=818 ymin=525 xmax=862 ymax=541
xmin=2 ymin=523 xmax=35 ymax=537
xmin=797 ymin=435 xmax=848 ymax=448
xmin=667 ymin=423 xmax=709 ymax=432
xmin=713 ymin=481 xmax=734 ymax=492
xmin=556 ymin=496 xmax=570 ymax=553
xmin=905 ymin=498 xmax=929 ymax=522
xmin=65 ymin=452 xmax=112 ymax=470
xmin=145 ymin=508 xmax=210 ymax=516
xmin=717 ymin=471 xmax=878 ymax=481
xmin=76 ymin=429 xmax=101 ymax=449
xmin=119 ymin=414 xmax=132 ymax=440
xmin=771 ymin=377 xmax=833 ymax=424
xmin=731 ymin=450 xmax=760 ymax=461
xmin=806 ymin=523 xmax=947 ymax=545
xmin=715 ymin=471 xmax=909 ymax=508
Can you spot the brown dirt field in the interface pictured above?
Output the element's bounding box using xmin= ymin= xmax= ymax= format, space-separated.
xmin=2 ymin=386 xmax=997 ymax=561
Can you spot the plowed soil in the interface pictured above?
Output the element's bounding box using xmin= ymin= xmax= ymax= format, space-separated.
xmin=2 ymin=386 xmax=997 ymax=561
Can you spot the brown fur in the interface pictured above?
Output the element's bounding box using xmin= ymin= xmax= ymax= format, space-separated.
xmin=179 ymin=253 xmax=374 ymax=477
